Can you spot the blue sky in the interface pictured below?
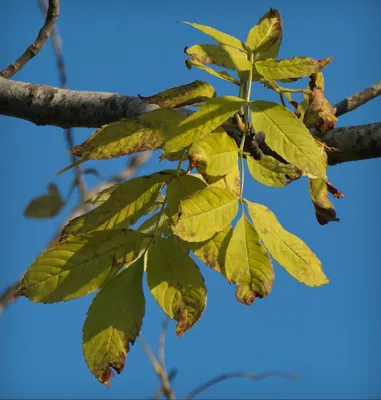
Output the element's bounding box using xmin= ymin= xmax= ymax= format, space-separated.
xmin=1 ymin=1 xmax=380 ymax=398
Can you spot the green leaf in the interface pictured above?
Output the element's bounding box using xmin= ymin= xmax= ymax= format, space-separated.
xmin=246 ymin=8 xmax=282 ymax=55
xmin=24 ymin=183 xmax=65 ymax=219
xmin=255 ymin=57 xmax=333 ymax=81
xmin=246 ymin=155 xmax=300 ymax=187
xmin=137 ymin=210 xmax=171 ymax=236
xmin=206 ymin=163 xmax=241 ymax=197
xmin=245 ymin=201 xmax=329 ymax=286
xmin=189 ymin=132 xmax=238 ymax=177
xmin=250 ymin=101 xmax=327 ymax=179
xmin=183 ymin=22 xmax=247 ymax=52
xmin=16 ymin=229 xmax=147 ymax=303
xmin=164 ymin=96 xmax=245 ymax=154
xmin=138 ymin=80 xmax=216 ymax=108
xmin=82 ymin=257 xmax=145 ymax=387
xmin=69 ymin=109 xmax=185 ymax=160
xmin=225 ymin=214 xmax=274 ymax=304
xmin=171 ymin=186 xmax=239 ymax=242
xmin=60 ymin=173 xmax=170 ymax=241
xmin=309 ymin=178 xmax=339 ymax=225
xmin=146 ymin=237 xmax=206 ymax=336
xmin=185 ymin=58 xmax=240 ymax=85
xmin=85 ymin=184 xmax=120 ymax=206
xmin=191 ymin=226 xmax=232 ymax=275
xmin=185 ymin=44 xmax=252 ymax=72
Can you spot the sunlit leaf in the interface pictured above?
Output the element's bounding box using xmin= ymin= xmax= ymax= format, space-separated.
xmin=250 ymin=101 xmax=327 ymax=179
xmin=206 ymin=163 xmax=241 ymax=196
xmin=245 ymin=201 xmax=329 ymax=286
xmin=309 ymin=178 xmax=339 ymax=225
xmin=137 ymin=210 xmax=171 ymax=237
xmin=146 ymin=237 xmax=206 ymax=336
xmin=16 ymin=229 xmax=147 ymax=303
xmin=225 ymin=214 xmax=274 ymax=304
xmin=82 ymin=257 xmax=145 ymax=387
xmin=85 ymin=184 xmax=120 ymax=206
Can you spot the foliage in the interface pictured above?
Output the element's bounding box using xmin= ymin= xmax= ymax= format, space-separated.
xmin=18 ymin=8 xmax=342 ymax=386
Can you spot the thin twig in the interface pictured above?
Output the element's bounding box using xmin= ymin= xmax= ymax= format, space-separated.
xmin=0 ymin=0 xmax=59 ymax=79
xmin=158 ymin=317 xmax=170 ymax=367
xmin=184 ymin=371 xmax=299 ymax=400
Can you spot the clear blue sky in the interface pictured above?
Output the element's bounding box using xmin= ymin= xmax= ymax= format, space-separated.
xmin=1 ymin=1 xmax=380 ymax=398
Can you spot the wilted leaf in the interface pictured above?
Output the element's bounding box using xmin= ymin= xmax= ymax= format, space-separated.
xmin=250 ymin=101 xmax=327 ymax=179
xmin=189 ymin=132 xmax=238 ymax=177
xmin=185 ymin=44 xmax=252 ymax=72
xmin=16 ymin=229 xmax=147 ymax=303
xmin=309 ymin=178 xmax=339 ymax=225
xmin=186 ymin=58 xmax=240 ymax=85
xmin=164 ymin=96 xmax=245 ymax=153
xmin=247 ymin=155 xmax=300 ymax=187
xmin=60 ymin=173 xmax=170 ymax=241
xmin=82 ymin=257 xmax=145 ymax=387
xmin=146 ymin=237 xmax=206 ymax=336
xmin=225 ymin=214 xmax=274 ymax=304
xmin=246 ymin=201 xmax=329 ymax=286
xmin=138 ymin=80 xmax=216 ymax=108
xmin=255 ymin=57 xmax=333 ymax=81
xmin=246 ymin=8 xmax=282 ymax=55
xmin=69 ymin=109 xmax=185 ymax=160
xmin=171 ymin=186 xmax=239 ymax=242
xmin=24 ymin=183 xmax=65 ymax=219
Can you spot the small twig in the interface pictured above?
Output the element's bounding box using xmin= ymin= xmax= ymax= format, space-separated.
xmin=334 ymin=80 xmax=381 ymax=117
xmin=0 ymin=281 xmax=21 ymax=316
xmin=184 ymin=371 xmax=299 ymax=400
xmin=0 ymin=0 xmax=59 ymax=79
xmin=159 ymin=317 xmax=170 ymax=367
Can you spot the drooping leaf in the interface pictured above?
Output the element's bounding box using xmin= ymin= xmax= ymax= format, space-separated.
xmin=188 ymin=132 xmax=238 ymax=177
xmin=255 ymin=57 xmax=333 ymax=81
xmin=206 ymin=163 xmax=241 ymax=196
xmin=185 ymin=58 xmax=240 ymax=85
xmin=60 ymin=173 xmax=170 ymax=241
xmin=185 ymin=44 xmax=252 ymax=72
xmin=245 ymin=201 xmax=329 ymax=286
xmin=309 ymin=178 xmax=339 ymax=225
xmin=15 ymin=229 xmax=147 ymax=303
xmin=146 ymin=237 xmax=206 ymax=336
xmin=138 ymin=80 xmax=216 ymax=109
xmin=164 ymin=96 xmax=245 ymax=153
xmin=24 ymin=183 xmax=65 ymax=219
xmin=225 ymin=214 xmax=274 ymax=304
xmin=171 ymin=186 xmax=239 ymax=242
xmin=82 ymin=257 xmax=145 ymax=387
xmin=250 ymin=101 xmax=327 ymax=179
xmin=246 ymin=155 xmax=300 ymax=187
xmin=69 ymin=109 xmax=185 ymax=160
xmin=183 ymin=22 xmax=247 ymax=52
xmin=191 ymin=226 xmax=233 ymax=275
xmin=246 ymin=8 xmax=282 ymax=55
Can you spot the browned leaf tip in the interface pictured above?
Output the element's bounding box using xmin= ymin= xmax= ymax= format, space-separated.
xmin=312 ymin=203 xmax=340 ymax=225
xmin=235 ymin=286 xmax=256 ymax=306
xmin=185 ymin=59 xmax=192 ymax=70
xmin=100 ymin=350 xmax=127 ymax=388
xmin=326 ymin=182 xmax=344 ymax=199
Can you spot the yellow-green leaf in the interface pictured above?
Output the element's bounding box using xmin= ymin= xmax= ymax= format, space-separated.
xmin=138 ymin=210 xmax=171 ymax=237
xmin=225 ymin=214 xmax=274 ymax=304
xmin=309 ymin=178 xmax=339 ymax=225
xmin=24 ymin=183 xmax=65 ymax=219
xmin=247 ymin=155 xmax=300 ymax=187
xmin=250 ymin=101 xmax=327 ymax=179
xmin=171 ymin=186 xmax=239 ymax=242
xmin=183 ymin=22 xmax=247 ymax=52
xmin=146 ymin=237 xmax=206 ymax=336
xmin=16 ymin=229 xmax=147 ymax=303
xmin=185 ymin=58 xmax=240 ymax=85
xmin=70 ymin=109 xmax=185 ymax=160
xmin=246 ymin=8 xmax=282 ymax=55
xmin=185 ymin=44 xmax=252 ymax=72
xmin=189 ymin=132 xmax=238 ymax=177
xmin=85 ymin=184 xmax=120 ymax=206
xmin=82 ymin=257 xmax=145 ymax=387
xmin=191 ymin=226 xmax=232 ymax=275
xmin=206 ymin=163 xmax=241 ymax=197
xmin=164 ymin=96 xmax=245 ymax=153
xmin=255 ymin=57 xmax=333 ymax=81
xmin=60 ymin=173 xmax=169 ymax=241
xmin=138 ymin=80 xmax=216 ymax=108
xmin=245 ymin=201 xmax=329 ymax=286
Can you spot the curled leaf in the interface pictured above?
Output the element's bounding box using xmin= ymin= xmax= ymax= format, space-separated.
xmin=309 ymin=178 xmax=339 ymax=225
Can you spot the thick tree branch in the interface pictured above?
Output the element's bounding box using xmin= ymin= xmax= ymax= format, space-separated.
xmin=0 ymin=0 xmax=59 ymax=79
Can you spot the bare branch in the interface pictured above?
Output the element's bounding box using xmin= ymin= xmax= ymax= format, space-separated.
xmin=334 ymin=81 xmax=381 ymax=117
xmin=0 ymin=0 xmax=59 ymax=79
xmin=184 ymin=371 xmax=299 ymax=400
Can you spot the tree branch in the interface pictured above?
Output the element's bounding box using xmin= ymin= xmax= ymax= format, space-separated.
xmin=0 ymin=0 xmax=59 ymax=79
